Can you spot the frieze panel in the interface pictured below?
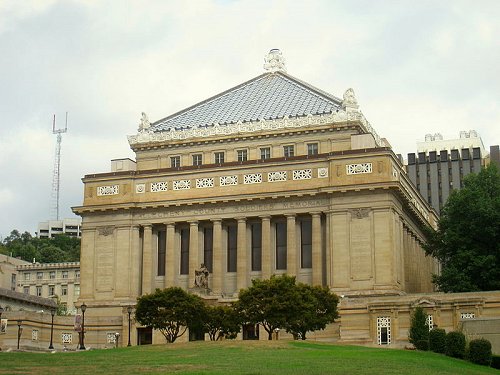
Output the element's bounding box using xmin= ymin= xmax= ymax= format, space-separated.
xmin=346 ymin=163 xmax=372 ymax=175
xmin=244 ymin=173 xmax=262 ymax=184
xmin=135 ymin=183 xmax=146 ymax=194
xmin=349 ymin=208 xmax=371 ymax=219
xmin=97 ymin=185 xmax=119 ymax=196
xmin=151 ymin=181 xmax=168 ymax=192
xmin=293 ymin=169 xmax=312 ymax=180
xmin=220 ymin=175 xmax=238 ymax=186
xmin=97 ymin=226 xmax=114 ymax=236
xmin=173 ymin=180 xmax=191 ymax=190
xmin=318 ymin=167 xmax=329 ymax=178
xmin=268 ymin=171 xmax=287 ymax=182
xmin=196 ymin=178 xmax=214 ymax=189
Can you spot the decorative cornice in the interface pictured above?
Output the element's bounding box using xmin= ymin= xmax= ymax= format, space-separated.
xmin=128 ymin=111 xmax=382 ymax=147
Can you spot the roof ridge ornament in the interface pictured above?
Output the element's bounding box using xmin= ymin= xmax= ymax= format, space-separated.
xmin=342 ymin=88 xmax=359 ymax=110
xmin=138 ymin=112 xmax=150 ymax=133
xmin=263 ymin=49 xmax=286 ymax=73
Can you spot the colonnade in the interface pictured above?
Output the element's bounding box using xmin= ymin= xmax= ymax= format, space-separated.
xmin=139 ymin=213 xmax=324 ymax=296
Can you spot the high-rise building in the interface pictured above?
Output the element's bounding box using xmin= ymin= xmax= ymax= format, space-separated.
xmin=37 ymin=218 xmax=82 ymax=239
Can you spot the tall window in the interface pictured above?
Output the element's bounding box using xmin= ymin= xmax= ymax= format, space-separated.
xmin=307 ymin=143 xmax=318 ymax=156
xmin=62 ymin=271 xmax=68 ymax=279
xmin=36 ymin=286 xmax=42 ymax=297
xmin=170 ymin=156 xmax=181 ymax=168
xmin=260 ymin=147 xmax=271 ymax=160
xmin=37 ymin=272 xmax=43 ymax=280
xmin=23 ymin=286 xmax=30 ymax=294
xmin=49 ymin=285 xmax=55 ymax=296
xmin=215 ymin=152 xmax=225 ymax=164
xmin=204 ymin=227 xmax=213 ymax=273
xmin=251 ymin=223 xmax=262 ymax=271
xmin=237 ymin=149 xmax=248 ymax=162
xmin=227 ymin=226 xmax=237 ymax=272
xmin=49 ymin=271 xmax=55 ymax=279
xmin=180 ymin=228 xmax=189 ymax=275
xmin=74 ymin=284 xmax=80 ymax=297
xmin=11 ymin=274 xmax=16 ymax=291
xmin=276 ymin=222 xmax=287 ymax=270
xmin=157 ymin=230 xmax=166 ymax=276
xmin=192 ymin=154 xmax=203 ymax=166
xmin=300 ymin=219 xmax=312 ymax=268
xmin=61 ymin=285 xmax=68 ymax=296
xmin=283 ymin=145 xmax=294 ymax=158
xmin=24 ymin=273 xmax=30 ymax=281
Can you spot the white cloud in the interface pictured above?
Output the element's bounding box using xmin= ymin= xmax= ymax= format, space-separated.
xmin=0 ymin=0 xmax=499 ymax=235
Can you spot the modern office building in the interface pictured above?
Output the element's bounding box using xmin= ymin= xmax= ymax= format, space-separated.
xmin=407 ymin=131 xmax=485 ymax=214
xmin=37 ymin=218 xmax=82 ymax=239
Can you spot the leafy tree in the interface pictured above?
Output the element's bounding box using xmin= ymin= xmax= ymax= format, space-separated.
xmin=135 ymin=287 xmax=205 ymax=343
xmin=284 ymin=283 xmax=339 ymax=340
xmin=408 ymin=307 xmax=429 ymax=350
xmin=203 ymin=305 xmax=241 ymax=341
xmin=424 ymin=164 xmax=500 ymax=292
xmin=235 ymin=275 xmax=298 ymax=340
xmin=235 ymin=275 xmax=339 ymax=340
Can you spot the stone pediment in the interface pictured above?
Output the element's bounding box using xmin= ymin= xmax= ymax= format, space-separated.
xmin=411 ymin=298 xmax=439 ymax=308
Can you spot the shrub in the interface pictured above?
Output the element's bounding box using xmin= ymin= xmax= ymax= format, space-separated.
xmin=445 ymin=331 xmax=466 ymax=358
xmin=468 ymin=338 xmax=492 ymax=366
xmin=429 ymin=328 xmax=446 ymax=354
xmin=491 ymin=355 xmax=500 ymax=370
xmin=408 ymin=307 xmax=429 ymax=350
xmin=416 ymin=340 xmax=429 ymax=351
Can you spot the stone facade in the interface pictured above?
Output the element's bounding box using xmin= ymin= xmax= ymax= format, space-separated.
xmin=69 ymin=52 xmax=444 ymax=346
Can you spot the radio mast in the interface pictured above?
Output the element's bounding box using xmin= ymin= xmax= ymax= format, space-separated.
xmin=51 ymin=112 xmax=68 ymax=220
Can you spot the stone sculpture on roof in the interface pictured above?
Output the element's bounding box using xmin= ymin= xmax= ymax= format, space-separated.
xmin=263 ymin=48 xmax=286 ymax=73
xmin=138 ymin=112 xmax=150 ymax=133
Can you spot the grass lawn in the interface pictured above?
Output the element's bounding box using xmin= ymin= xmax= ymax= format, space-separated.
xmin=0 ymin=340 xmax=497 ymax=375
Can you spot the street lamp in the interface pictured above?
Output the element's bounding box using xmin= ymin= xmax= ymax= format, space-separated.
xmin=127 ymin=306 xmax=133 ymax=347
xmin=17 ymin=320 xmax=22 ymax=350
xmin=49 ymin=308 xmax=56 ymax=350
xmin=0 ymin=305 xmax=4 ymax=351
xmin=79 ymin=303 xmax=87 ymax=350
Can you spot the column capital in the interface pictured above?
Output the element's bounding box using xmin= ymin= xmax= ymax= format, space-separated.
xmin=236 ymin=217 xmax=247 ymax=223
xmin=164 ymin=222 xmax=176 ymax=228
xmin=259 ymin=215 xmax=271 ymax=220
xmin=210 ymin=218 xmax=222 ymax=224
xmin=285 ymin=213 xmax=296 ymax=219
xmin=143 ymin=224 xmax=153 ymax=230
xmin=188 ymin=220 xmax=199 ymax=226
xmin=310 ymin=212 xmax=322 ymax=217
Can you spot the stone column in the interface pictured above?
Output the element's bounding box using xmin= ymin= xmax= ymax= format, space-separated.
xmin=311 ymin=213 xmax=322 ymax=286
xmin=286 ymin=214 xmax=297 ymax=276
xmin=237 ymin=218 xmax=247 ymax=291
xmin=165 ymin=223 xmax=176 ymax=288
xmin=130 ymin=225 xmax=141 ymax=297
xmin=141 ymin=224 xmax=153 ymax=294
xmin=260 ymin=216 xmax=271 ymax=280
xmin=211 ymin=219 xmax=223 ymax=294
xmin=189 ymin=221 xmax=199 ymax=287
xmin=79 ymin=227 xmax=96 ymax=300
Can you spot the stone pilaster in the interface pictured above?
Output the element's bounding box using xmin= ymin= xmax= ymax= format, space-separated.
xmin=211 ymin=219 xmax=223 ymax=294
xmin=236 ymin=218 xmax=247 ymax=291
xmin=165 ymin=223 xmax=176 ymax=288
xmin=286 ymin=214 xmax=297 ymax=276
xmin=311 ymin=213 xmax=322 ymax=286
xmin=189 ymin=221 xmax=199 ymax=287
xmin=260 ymin=216 xmax=271 ymax=280
xmin=141 ymin=224 xmax=153 ymax=295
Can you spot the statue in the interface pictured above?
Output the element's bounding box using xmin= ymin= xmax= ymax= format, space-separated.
xmin=342 ymin=88 xmax=358 ymax=107
xmin=138 ymin=112 xmax=150 ymax=133
xmin=194 ymin=263 xmax=209 ymax=289
xmin=263 ymin=49 xmax=286 ymax=73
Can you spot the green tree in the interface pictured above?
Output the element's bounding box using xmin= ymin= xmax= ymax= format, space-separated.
xmin=424 ymin=164 xmax=500 ymax=292
xmin=408 ymin=307 xmax=429 ymax=350
xmin=135 ymin=287 xmax=205 ymax=343
xmin=235 ymin=275 xmax=298 ymax=340
xmin=284 ymin=283 xmax=339 ymax=340
xmin=203 ymin=305 xmax=241 ymax=341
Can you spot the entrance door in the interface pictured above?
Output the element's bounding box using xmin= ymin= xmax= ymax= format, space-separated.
xmin=137 ymin=327 xmax=152 ymax=345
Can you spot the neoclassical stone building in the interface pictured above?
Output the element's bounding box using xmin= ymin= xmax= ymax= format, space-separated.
xmin=72 ymin=50 xmax=441 ymax=345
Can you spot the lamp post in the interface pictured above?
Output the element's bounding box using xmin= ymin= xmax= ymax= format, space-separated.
xmin=79 ymin=303 xmax=87 ymax=350
xmin=127 ymin=306 xmax=133 ymax=347
xmin=0 ymin=305 xmax=4 ymax=351
xmin=48 ymin=308 xmax=56 ymax=350
xmin=17 ymin=320 xmax=22 ymax=350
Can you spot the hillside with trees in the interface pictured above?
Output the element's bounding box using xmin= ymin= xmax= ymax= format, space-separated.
xmin=0 ymin=229 xmax=80 ymax=263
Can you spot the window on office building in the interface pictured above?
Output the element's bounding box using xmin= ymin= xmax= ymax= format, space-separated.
xmin=237 ymin=149 xmax=248 ymax=162
xmin=276 ymin=222 xmax=287 ymax=270
xmin=227 ymin=226 xmax=237 ymax=272
xmin=214 ymin=152 xmax=225 ymax=164
xmin=260 ymin=147 xmax=271 ymax=160
xmin=157 ymin=230 xmax=166 ymax=276
xmin=192 ymin=154 xmax=203 ymax=166
xmin=251 ymin=223 xmax=262 ymax=271
xmin=180 ymin=228 xmax=189 ymax=275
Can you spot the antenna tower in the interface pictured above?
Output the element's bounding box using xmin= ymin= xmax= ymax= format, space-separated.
xmin=51 ymin=112 xmax=68 ymax=220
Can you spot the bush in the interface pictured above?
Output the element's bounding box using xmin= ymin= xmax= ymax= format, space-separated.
xmin=408 ymin=307 xmax=429 ymax=350
xmin=491 ymin=355 xmax=500 ymax=369
xmin=445 ymin=331 xmax=466 ymax=358
xmin=429 ymin=328 xmax=446 ymax=354
xmin=415 ymin=340 xmax=429 ymax=351
xmin=468 ymin=338 xmax=492 ymax=366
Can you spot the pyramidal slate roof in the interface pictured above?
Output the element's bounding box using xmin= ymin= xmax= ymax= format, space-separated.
xmin=151 ymin=71 xmax=343 ymax=132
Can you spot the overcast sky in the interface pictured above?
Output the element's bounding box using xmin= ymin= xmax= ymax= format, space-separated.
xmin=0 ymin=0 xmax=499 ymax=238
